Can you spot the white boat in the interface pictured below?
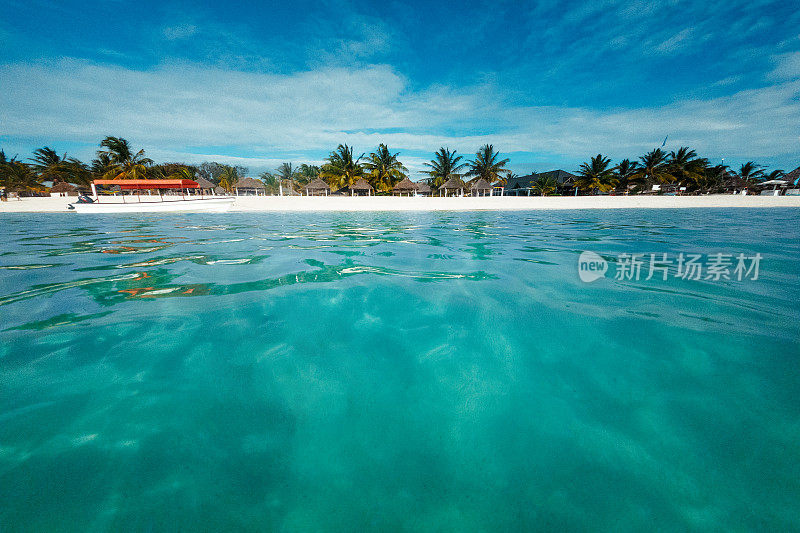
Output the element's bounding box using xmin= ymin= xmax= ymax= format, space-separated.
xmin=70 ymin=196 xmax=235 ymax=213
xmin=69 ymin=179 xmax=235 ymax=213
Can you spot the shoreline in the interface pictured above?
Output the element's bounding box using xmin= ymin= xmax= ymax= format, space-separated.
xmin=2 ymin=194 xmax=800 ymax=213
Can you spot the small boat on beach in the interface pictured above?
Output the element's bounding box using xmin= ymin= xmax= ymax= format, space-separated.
xmin=69 ymin=179 xmax=234 ymax=213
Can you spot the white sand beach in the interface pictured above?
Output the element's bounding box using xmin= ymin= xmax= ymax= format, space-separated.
xmin=2 ymin=194 xmax=800 ymax=213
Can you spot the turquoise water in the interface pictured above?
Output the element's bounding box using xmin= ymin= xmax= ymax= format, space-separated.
xmin=1 ymin=210 xmax=798 ymax=531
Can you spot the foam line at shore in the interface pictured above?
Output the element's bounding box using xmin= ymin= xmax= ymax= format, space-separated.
xmin=2 ymin=195 xmax=800 ymax=213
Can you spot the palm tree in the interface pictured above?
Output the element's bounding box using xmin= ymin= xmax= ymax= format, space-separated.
xmin=613 ymin=159 xmax=639 ymax=192
xmin=0 ymin=160 xmax=41 ymax=194
xmin=260 ymin=171 xmax=281 ymax=195
xmin=736 ymin=162 xmax=765 ymax=185
xmin=531 ymin=174 xmax=558 ymax=196
xmin=29 ymin=147 xmax=68 ymax=183
xmin=765 ymin=169 xmax=785 ymax=181
xmin=321 ymin=144 xmax=364 ymax=189
xmin=275 ymin=162 xmax=300 ymax=193
xmin=363 ymin=144 xmax=408 ymax=192
xmin=167 ymin=166 xmax=196 ymax=181
xmin=667 ymin=147 xmax=709 ymax=191
xmin=576 ymin=154 xmax=617 ymax=193
xmin=631 ymin=148 xmax=673 ymax=191
xmin=97 ymin=136 xmax=154 ymax=180
xmin=218 ymin=166 xmax=239 ymax=192
xmin=61 ymin=157 xmax=93 ymax=186
xmin=422 ymin=147 xmax=467 ymax=188
xmin=694 ymin=164 xmax=728 ymax=193
xmin=297 ymin=164 xmax=321 ymax=188
xmin=90 ymin=153 xmax=114 ymax=178
xmin=502 ymin=171 xmax=518 ymax=187
xmin=467 ymin=144 xmax=510 ymax=185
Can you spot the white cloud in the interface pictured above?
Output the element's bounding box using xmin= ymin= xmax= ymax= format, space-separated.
xmin=711 ymin=76 xmax=741 ymax=87
xmin=655 ymin=28 xmax=694 ymax=54
xmin=0 ymin=59 xmax=798 ymax=169
xmin=145 ymin=148 xmax=324 ymax=172
xmin=768 ymin=51 xmax=800 ymax=80
xmin=162 ymin=23 xmax=198 ymax=40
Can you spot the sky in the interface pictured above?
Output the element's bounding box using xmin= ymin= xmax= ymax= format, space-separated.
xmin=1 ymin=0 xmax=799 ymax=177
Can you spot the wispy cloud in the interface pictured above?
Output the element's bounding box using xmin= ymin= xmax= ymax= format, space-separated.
xmin=162 ymin=24 xmax=198 ymax=41
xmin=768 ymin=51 xmax=800 ymax=80
xmin=655 ymin=28 xmax=694 ymax=54
xmin=1 ymin=58 xmax=798 ymax=171
xmin=2 ymin=0 xmax=799 ymax=172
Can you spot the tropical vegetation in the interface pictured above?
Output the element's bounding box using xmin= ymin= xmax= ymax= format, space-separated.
xmin=466 ymin=144 xmax=510 ymax=185
xmin=576 ymin=154 xmax=617 ymax=193
xmin=320 ymin=144 xmax=365 ymax=189
xmin=630 ymin=148 xmax=673 ymax=191
xmin=363 ymin=144 xmax=408 ymax=192
xmin=1 ymin=136 xmax=793 ymax=197
xmin=422 ymin=147 xmax=467 ymax=188
xmin=97 ymin=136 xmax=154 ymax=180
xmin=531 ymin=174 xmax=558 ymax=196
xmin=613 ymin=159 xmax=639 ymax=191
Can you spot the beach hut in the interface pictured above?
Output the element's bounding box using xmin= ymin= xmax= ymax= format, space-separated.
xmin=438 ymin=176 xmax=465 ymax=197
xmin=195 ymin=177 xmax=216 ymax=195
xmin=305 ymin=178 xmax=331 ymax=196
xmin=415 ymin=182 xmax=432 ymax=196
xmin=723 ymin=175 xmax=749 ymax=195
xmin=470 ymin=178 xmax=492 ymax=197
xmin=234 ymin=177 xmax=266 ymax=196
xmin=49 ymin=182 xmax=78 ymax=197
xmin=349 ymin=178 xmax=374 ymax=196
xmin=392 ymin=177 xmax=418 ymax=196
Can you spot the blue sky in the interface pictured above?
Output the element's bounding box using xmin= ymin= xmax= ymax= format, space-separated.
xmin=1 ymin=0 xmax=799 ymax=176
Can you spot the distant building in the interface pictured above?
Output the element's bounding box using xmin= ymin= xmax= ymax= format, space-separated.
xmin=505 ymin=170 xmax=577 ymax=195
xmin=392 ymin=177 xmax=418 ymax=196
xmin=49 ymin=182 xmax=78 ymax=197
xmin=349 ymin=178 xmax=374 ymax=196
xmin=194 ymin=177 xmax=217 ymax=195
xmin=784 ymin=166 xmax=800 ymax=195
xmin=439 ymin=176 xmax=466 ymax=197
xmin=469 ymin=178 xmax=492 ymax=197
xmin=233 ymin=177 xmax=266 ymax=196
xmin=415 ymin=181 xmax=432 ymax=196
xmin=305 ymin=178 xmax=331 ymax=196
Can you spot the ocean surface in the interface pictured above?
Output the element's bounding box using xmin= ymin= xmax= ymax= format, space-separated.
xmin=0 ymin=209 xmax=798 ymax=531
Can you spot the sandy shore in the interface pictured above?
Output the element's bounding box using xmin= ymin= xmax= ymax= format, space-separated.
xmin=2 ymin=194 xmax=800 ymax=213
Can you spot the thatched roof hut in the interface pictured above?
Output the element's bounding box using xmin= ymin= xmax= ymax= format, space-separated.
xmin=49 ymin=182 xmax=79 ymax=197
xmin=438 ymin=176 xmax=466 ymax=196
xmin=234 ymin=177 xmax=266 ymax=195
xmin=470 ymin=178 xmax=492 ymax=197
xmin=50 ymin=181 xmax=76 ymax=192
xmin=392 ymin=177 xmax=418 ymax=196
xmin=305 ymin=177 xmax=330 ymax=196
xmin=49 ymin=181 xmax=77 ymax=194
xmin=723 ymin=174 xmax=748 ymax=192
xmin=349 ymin=178 xmax=374 ymax=196
xmin=234 ymin=177 xmax=265 ymax=189
xmin=214 ymin=186 xmax=227 ymax=195
xmin=195 ymin=177 xmax=216 ymax=189
xmin=415 ymin=181 xmax=432 ymax=195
